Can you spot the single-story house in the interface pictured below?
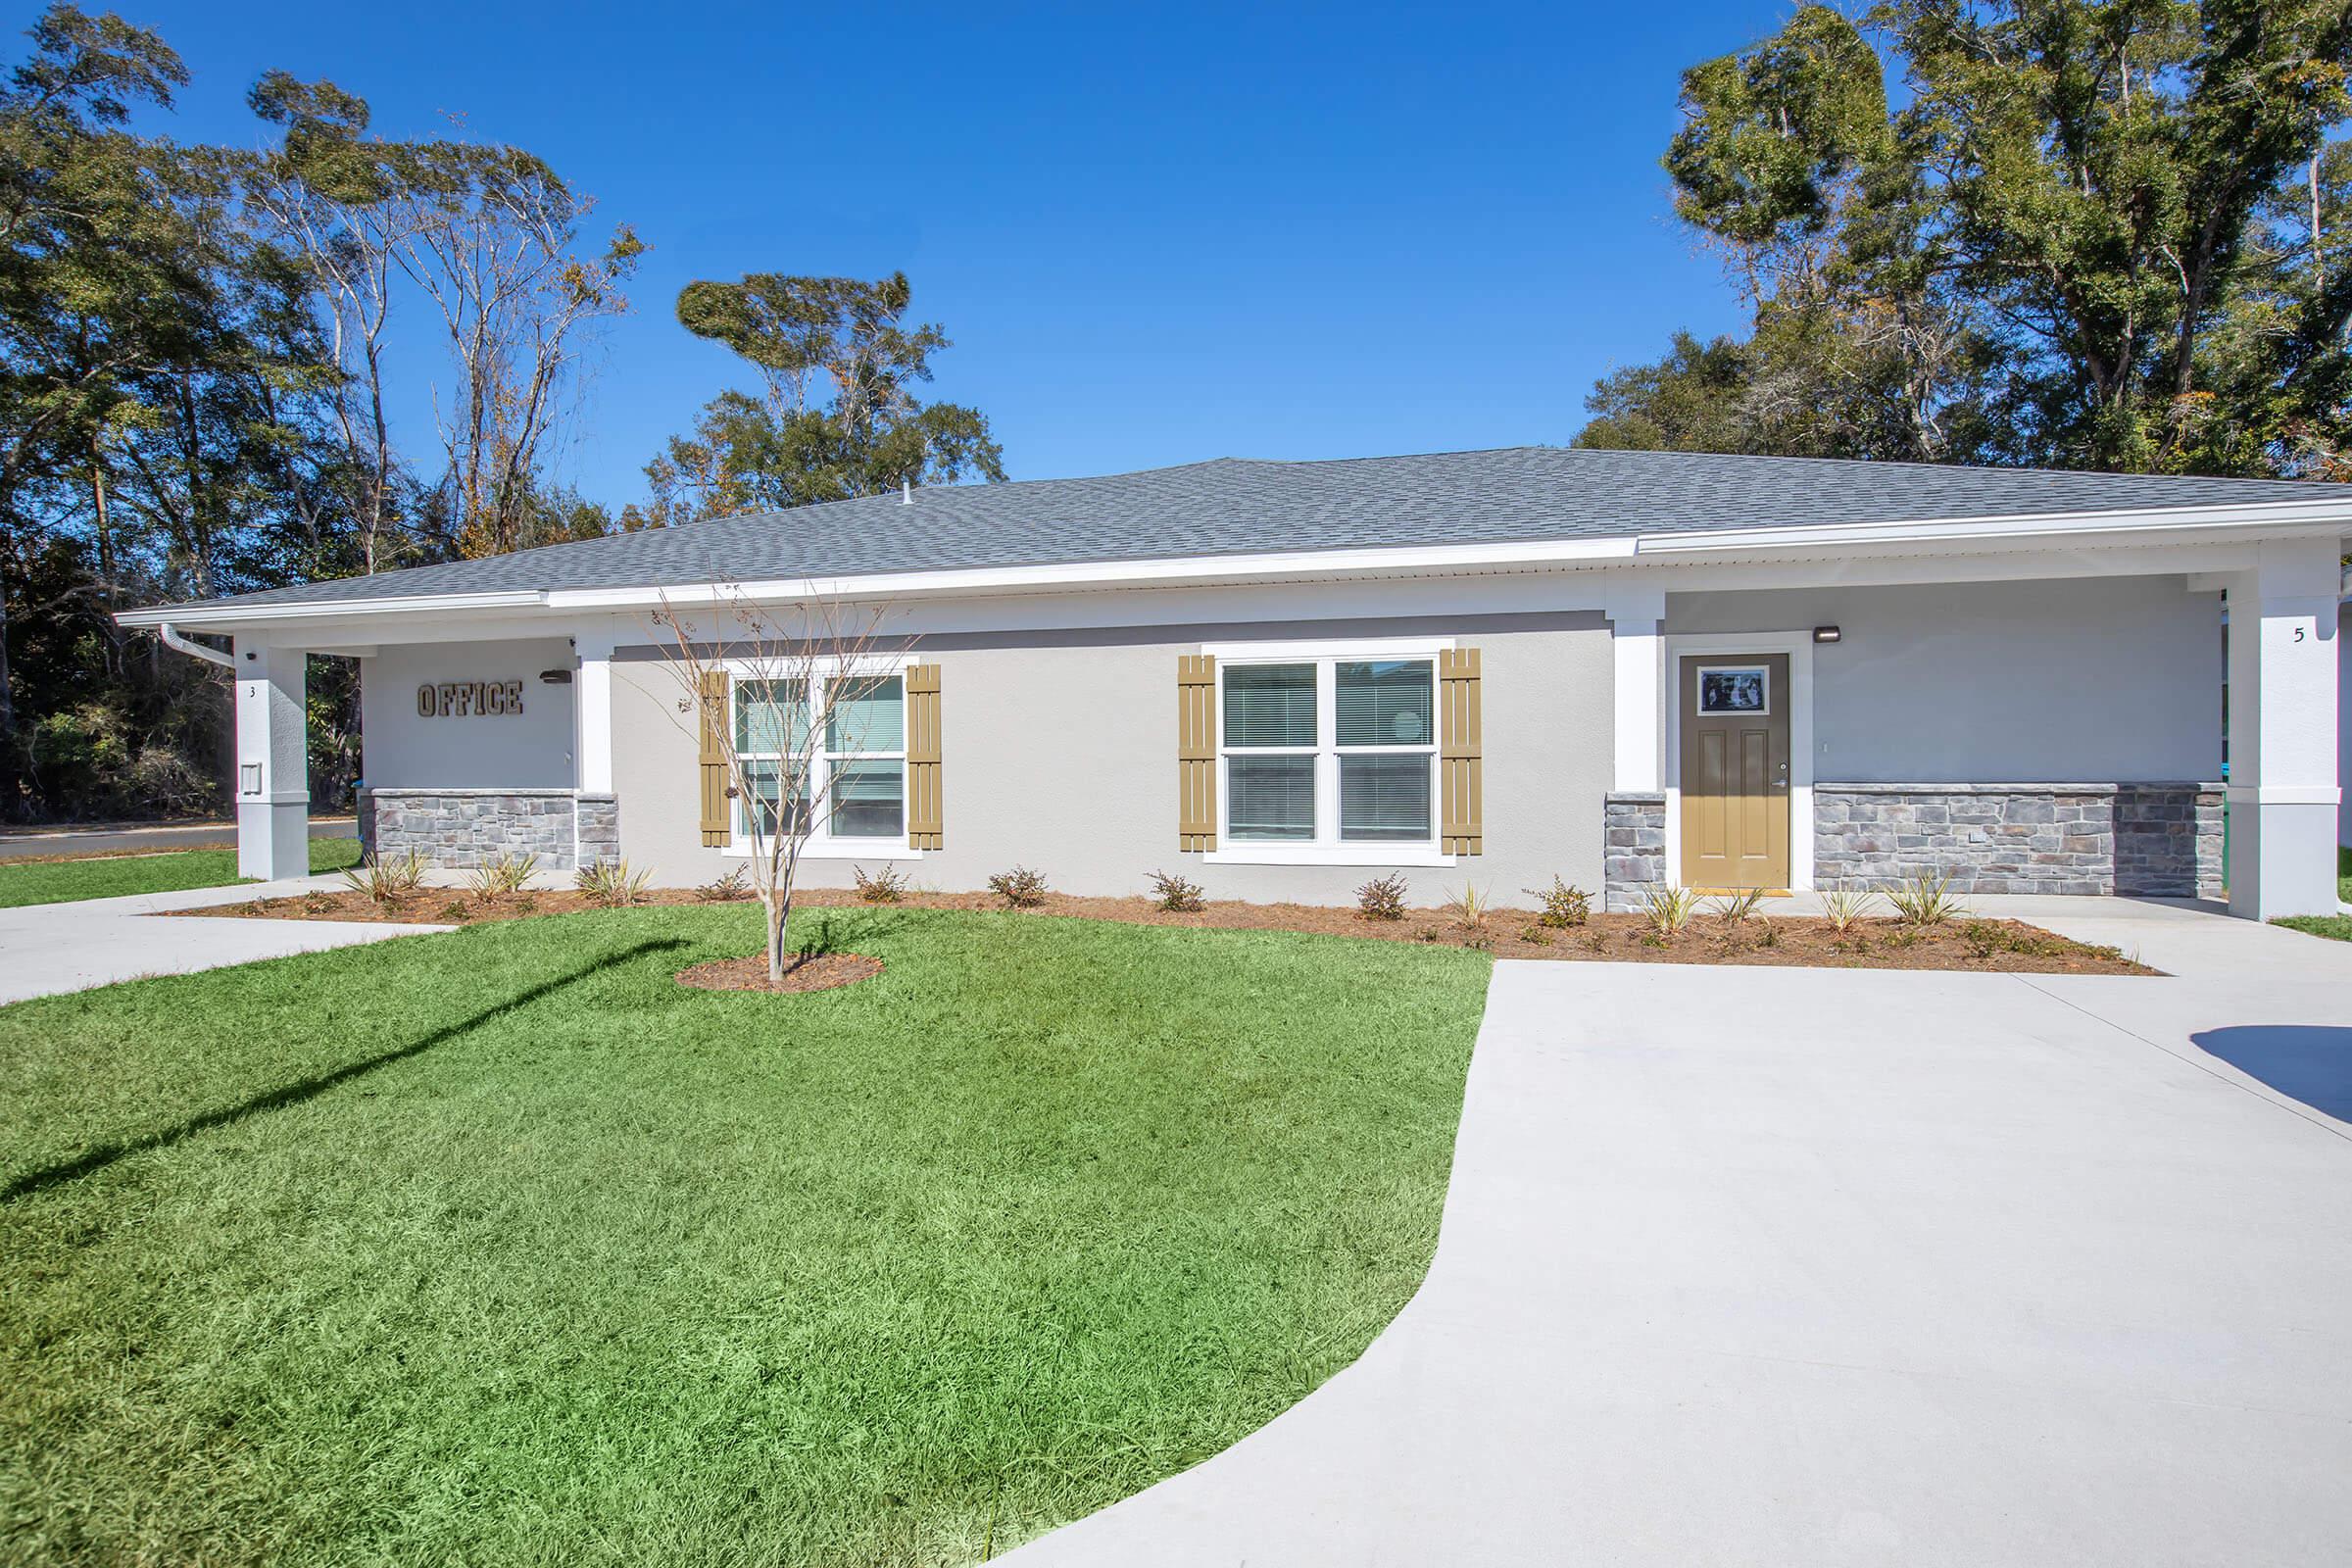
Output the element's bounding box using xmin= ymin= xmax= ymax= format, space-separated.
xmin=120 ymin=447 xmax=2350 ymax=919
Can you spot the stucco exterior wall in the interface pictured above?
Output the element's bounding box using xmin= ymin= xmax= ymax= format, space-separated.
xmin=1666 ymin=575 xmax=2222 ymax=783
xmin=360 ymin=637 xmax=577 ymax=789
xmin=608 ymin=613 xmax=1612 ymax=908
xmin=2340 ymin=602 xmax=2351 ymax=849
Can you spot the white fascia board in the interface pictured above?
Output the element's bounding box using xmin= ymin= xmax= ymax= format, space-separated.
xmin=1633 ymin=498 xmax=2352 ymax=556
xmin=117 ymin=589 xmax=547 ymax=630
xmin=542 ymin=536 xmax=1643 ymax=611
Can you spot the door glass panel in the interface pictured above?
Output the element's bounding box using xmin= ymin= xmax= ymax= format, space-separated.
xmin=1698 ymin=667 xmax=1768 ymax=714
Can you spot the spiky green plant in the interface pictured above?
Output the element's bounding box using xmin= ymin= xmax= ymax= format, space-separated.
xmin=1642 ymin=883 xmax=1698 ymax=938
xmin=1886 ymin=870 xmax=1964 ymax=927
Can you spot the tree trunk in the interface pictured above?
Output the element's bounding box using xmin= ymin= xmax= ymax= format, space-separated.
xmin=766 ymin=890 xmax=791 ymax=985
xmin=0 ymin=582 xmax=15 ymax=821
xmin=91 ymin=456 xmax=121 ymax=680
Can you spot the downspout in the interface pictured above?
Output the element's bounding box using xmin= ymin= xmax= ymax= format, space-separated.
xmin=155 ymin=621 xmax=234 ymax=667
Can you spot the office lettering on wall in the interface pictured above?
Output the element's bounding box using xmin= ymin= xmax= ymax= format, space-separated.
xmin=416 ymin=680 xmax=526 ymax=717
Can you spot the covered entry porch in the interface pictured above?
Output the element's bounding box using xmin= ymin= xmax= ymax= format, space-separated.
xmin=1599 ymin=539 xmax=2342 ymax=921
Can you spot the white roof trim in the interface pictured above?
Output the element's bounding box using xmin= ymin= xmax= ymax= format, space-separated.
xmin=117 ymin=589 xmax=547 ymax=629
xmin=1632 ymin=497 xmax=2352 ymax=554
xmin=115 ymin=496 xmax=2352 ymax=631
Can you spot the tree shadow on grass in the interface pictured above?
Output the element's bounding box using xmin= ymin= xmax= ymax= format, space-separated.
xmin=2 ymin=937 xmax=688 ymax=1204
xmin=792 ymin=908 xmax=915 ymax=957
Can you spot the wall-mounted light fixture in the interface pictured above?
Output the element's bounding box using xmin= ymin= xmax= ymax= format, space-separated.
xmin=538 ymin=668 xmax=573 ymax=684
xmin=1813 ymin=625 xmax=1841 ymax=644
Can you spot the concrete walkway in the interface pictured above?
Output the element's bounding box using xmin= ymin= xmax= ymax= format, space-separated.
xmin=0 ymin=877 xmax=443 ymax=1005
xmin=1002 ymin=902 xmax=2352 ymax=1567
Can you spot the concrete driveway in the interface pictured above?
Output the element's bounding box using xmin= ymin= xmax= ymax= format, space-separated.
xmin=0 ymin=877 xmax=441 ymax=1005
xmin=1003 ymin=903 xmax=2352 ymax=1567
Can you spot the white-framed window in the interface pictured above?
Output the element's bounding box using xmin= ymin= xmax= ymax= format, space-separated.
xmin=727 ymin=659 xmax=914 ymax=858
xmin=1209 ymin=642 xmax=1449 ymax=864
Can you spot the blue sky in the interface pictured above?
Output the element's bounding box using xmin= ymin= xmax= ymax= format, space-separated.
xmin=51 ymin=0 xmax=1777 ymax=509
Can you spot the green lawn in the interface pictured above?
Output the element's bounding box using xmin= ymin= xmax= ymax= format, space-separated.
xmin=0 ymin=836 xmax=361 ymax=908
xmin=2277 ymin=848 xmax=2352 ymax=941
xmin=0 ymin=906 xmax=1490 ymax=1566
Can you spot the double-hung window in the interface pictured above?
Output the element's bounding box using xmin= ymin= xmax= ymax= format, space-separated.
xmin=730 ymin=664 xmax=911 ymax=855
xmin=1213 ymin=645 xmax=1446 ymax=861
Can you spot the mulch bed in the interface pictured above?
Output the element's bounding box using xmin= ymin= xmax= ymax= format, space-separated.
xmin=171 ymin=883 xmax=2155 ymax=974
xmin=673 ymin=953 xmax=884 ymax=994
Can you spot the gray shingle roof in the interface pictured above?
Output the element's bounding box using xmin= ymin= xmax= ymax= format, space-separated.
xmin=174 ymin=446 xmax=2352 ymax=612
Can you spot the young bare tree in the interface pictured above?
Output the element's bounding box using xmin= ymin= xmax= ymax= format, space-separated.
xmin=647 ymin=588 xmax=902 ymax=986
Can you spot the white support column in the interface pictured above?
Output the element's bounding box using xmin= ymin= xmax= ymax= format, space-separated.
xmin=2225 ymin=540 xmax=2341 ymax=919
xmin=1605 ymin=590 xmax=1667 ymax=792
xmin=573 ymin=630 xmax=615 ymax=795
xmin=232 ymin=636 xmax=309 ymax=882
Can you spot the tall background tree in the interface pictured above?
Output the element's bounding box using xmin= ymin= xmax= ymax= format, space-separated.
xmin=1580 ymin=0 xmax=2352 ymax=476
xmin=634 ymin=270 xmax=1004 ymax=527
xmin=0 ymin=4 xmax=645 ymax=822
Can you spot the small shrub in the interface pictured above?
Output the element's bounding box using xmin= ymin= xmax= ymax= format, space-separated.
xmin=988 ymin=865 xmax=1050 ymax=908
xmin=1355 ymin=873 xmax=1409 ymax=921
xmin=1443 ymin=882 xmax=1492 ymax=938
xmin=695 ymin=863 xmax=752 ymax=902
xmin=1146 ymin=868 xmax=1205 ymax=912
xmin=1527 ymin=876 xmax=1592 ymax=929
xmin=1708 ymin=886 xmax=1767 ymax=925
xmin=1641 ymin=883 xmax=1697 ymax=939
xmin=1578 ymin=930 xmax=1608 ymax=954
xmin=467 ymin=851 xmax=538 ymax=903
xmin=1960 ymin=918 xmax=2076 ymax=961
xmin=1886 ymin=869 xmax=1964 ymax=927
xmin=434 ymin=899 xmax=470 ymax=923
xmin=1755 ymin=917 xmax=1781 ymax=949
xmin=1518 ymin=923 xmax=1553 ymax=946
xmin=340 ymin=850 xmax=424 ymax=905
xmin=853 ymin=863 xmax=911 ymax=905
xmin=301 ymin=890 xmax=334 ymax=914
xmin=1415 ymin=925 xmax=1441 ymax=942
xmin=1819 ymin=882 xmax=1879 ymax=934
xmin=575 ymin=858 xmax=651 ymax=908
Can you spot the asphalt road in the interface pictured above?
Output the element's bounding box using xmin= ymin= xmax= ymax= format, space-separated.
xmin=0 ymin=816 xmax=356 ymax=860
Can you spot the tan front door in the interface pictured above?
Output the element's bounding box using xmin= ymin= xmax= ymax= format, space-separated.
xmin=1679 ymin=654 xmax=1789 ymax=889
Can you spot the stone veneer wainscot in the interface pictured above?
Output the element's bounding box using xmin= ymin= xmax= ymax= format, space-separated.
xmin=1602 ymin=792 xmax=1667 ymax=911
xmin=359 ymin=787 xmax=620 ymax=871
xmin=1813 ymin=782 xmax=2222 ymax=898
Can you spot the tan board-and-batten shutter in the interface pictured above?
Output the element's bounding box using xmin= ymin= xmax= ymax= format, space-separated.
xmin=1177 ymin=654 xmax=1217 ymax=851
xmin=1439 ymin=648 xmax=1482 ymax=856
xmin=698 ymin=669 xmax=731 ymax=847
xmin=905 ymin=662 xmax=944 ymax=849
